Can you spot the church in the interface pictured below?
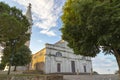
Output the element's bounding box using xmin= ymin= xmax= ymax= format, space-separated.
xmin=1 ymin=3 xmax=92 ymax=73
xmin=32 ymin=40 xmax=92 ymax=74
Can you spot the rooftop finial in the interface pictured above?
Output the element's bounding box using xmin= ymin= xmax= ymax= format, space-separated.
xmin=28 ymin=3 xmax=31 ymax=8
xmin=26 ymin=3 xmax=32 ymax=24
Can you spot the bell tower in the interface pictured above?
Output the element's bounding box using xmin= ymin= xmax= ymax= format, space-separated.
xmin=25 ymin=3 xmax=33 ymax=47
xmin=24 ymin=3 xmax=33 ymax=70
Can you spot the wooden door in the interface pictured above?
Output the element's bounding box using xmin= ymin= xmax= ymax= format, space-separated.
xmin=84 ymin=65 xmax=86 ymax=72
xmin=57 ymin=63 xmax=61 ymax=72
xmin=71 ymin=61 xmax=75 ymax=73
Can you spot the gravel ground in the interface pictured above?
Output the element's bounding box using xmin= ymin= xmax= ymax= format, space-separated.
xmin=64 ymin=74 xmax=120 ymax=80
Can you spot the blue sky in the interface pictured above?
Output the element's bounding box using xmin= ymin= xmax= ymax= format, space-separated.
xmin=0 ymin=0 xmax=118 ymax=74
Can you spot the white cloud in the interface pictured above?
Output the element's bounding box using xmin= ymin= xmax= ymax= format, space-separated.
xmin=37 ymin=40 xmax=43 ymax=43
xmin=92 ymin=54 xmax=118 ymax=74
xmin=13 ymin=0 xmax=65 ymax=36
xmin=40 ymin=29 xmax=56 ymax=36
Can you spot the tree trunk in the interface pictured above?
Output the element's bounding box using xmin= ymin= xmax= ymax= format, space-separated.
xmin=7 ymin=63 xmax=11 ymax=75
xmin=13 ymin=65 xmax=17 ymax=71
xmin=113 ymin=49 xmax=120 ymax=75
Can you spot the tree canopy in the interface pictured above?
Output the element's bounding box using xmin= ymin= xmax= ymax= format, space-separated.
xmin=12 ymin=45 xmax=31 ymax=66
xmin=12 ymin=45 xmax=31 ymax=71
xmin=0 ymin=2 xmax=31 ymax=73
xmin=61 ymin=0 xmax=120 ymax=73
xmin=1 ymin=45 xmax=31 ymax=71
xmin=0 ymin=2 xmax=30 ymax=48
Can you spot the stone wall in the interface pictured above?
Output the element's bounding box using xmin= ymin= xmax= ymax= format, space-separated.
xmin=0 ymin=75 xmax=63 ymax=80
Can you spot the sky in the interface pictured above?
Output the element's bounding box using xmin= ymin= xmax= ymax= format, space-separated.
xmin=0 ymin=0 xmax=118 ymax=74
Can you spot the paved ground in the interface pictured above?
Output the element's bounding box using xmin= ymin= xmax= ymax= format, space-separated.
xmin=0 ymin=71 xmax=120 ymax=80
xmin=64 ymin=74 xmax=120 ymax=80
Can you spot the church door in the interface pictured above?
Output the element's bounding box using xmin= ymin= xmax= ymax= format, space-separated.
xmin=71 ymin=61 xmax=75 ymax=73
xmin=57 ymin=63 xmax=61 ymax=72
xmin=84 ymin=65 xmax=86 ymax=72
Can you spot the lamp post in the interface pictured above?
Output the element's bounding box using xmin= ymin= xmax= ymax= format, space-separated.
xmin=7 ymin=39 xmax=17 ymax=75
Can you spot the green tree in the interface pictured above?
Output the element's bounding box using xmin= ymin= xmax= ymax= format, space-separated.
xmin=1 ymin=45 xmax=31 ymax=71
xmin=0 ymin=2 xmax=30 ymax=46
xmin=12 ymin=45 xmax=31 ymax=71
xmin=61 ymin=0 xmax=120 ymax=74
xmin=92 ymin=71 xmax=99 ymax=75
xmin=0 ymin=2 xmax=30 ymax=74
xmin=0 ymin=46 xmax=11 ymax=70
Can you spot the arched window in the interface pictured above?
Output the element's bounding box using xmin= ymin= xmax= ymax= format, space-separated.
xmin=82 ymin=57 xmax=86 ymax=60
xmin=56 ymin=52 xmax=62 ymax=57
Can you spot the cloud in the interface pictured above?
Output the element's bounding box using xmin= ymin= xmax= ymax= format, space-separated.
xmin=92 ymin=53 xmax=118 ymax=74
xmin=40 ymin=29 xmax=56 ymax=36
xmin=12 ymin=0 xmax=66 ymax=36
xmin=37 ymin=40 xmax=43 ymax=43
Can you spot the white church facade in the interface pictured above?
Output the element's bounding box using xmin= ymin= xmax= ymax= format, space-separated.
xmin=32 ymin=40 xmax=92 ymax=74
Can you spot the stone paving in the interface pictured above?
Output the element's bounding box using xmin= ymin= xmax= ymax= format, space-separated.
xmin=0 ymin=71 xmax=120 ymax=80
xmin=64 ymin=74 xmax=120 ymax=80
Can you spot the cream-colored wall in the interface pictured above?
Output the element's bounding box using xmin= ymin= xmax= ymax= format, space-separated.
xmin=32 ymin=48 xmax=46 ymax=71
